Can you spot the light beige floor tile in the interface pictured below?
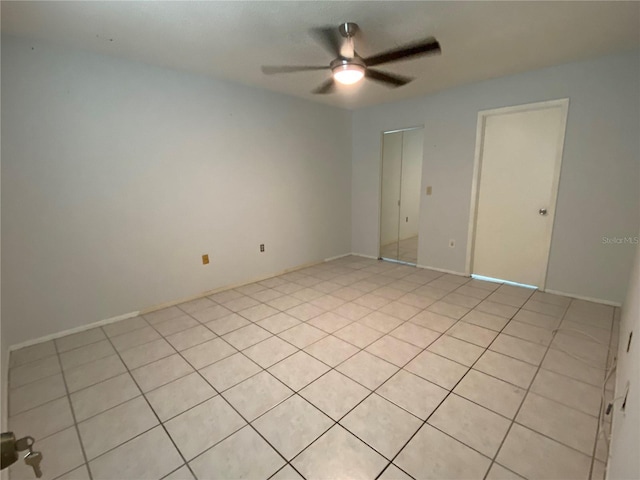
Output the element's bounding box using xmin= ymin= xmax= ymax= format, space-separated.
xmin=365 ymin=335 xmax=421 ymax=367
xmin=64 ymin=355 xmax=127 ymax=393
xmin=359 ymin=311 xmax=404 ymax=333
xmin=516 ymin=392 xmax=598 ymax=455
xmin=379 ymin=464 xmax=413 ymax=480
xmin=531 ymin=291 xmax=572 ymax=307
xmin=352 ymin=293 xmax=392 ymax=309
xmin=243 ymin=336 xmax=298 ymax=368
xmin=453 ymin=370 xmax=526 ymax=419
xmin=523 ymin=299 xmax=567 ymax=318
xmin=550 ymin=332 xmax=609 ymax=369
xmin=189 ymin=426 xmax=284 ymax=480
xmin=177 ymin=296 xmax=216 ymax=314
xmin=286 ymin=302 xmax=325 ymax=321
xmin=59 ymin=340 xmax=116 ymax=370
xmin=205 ymin=313 xmax=251 ymax=335
xmin=341 ymin=394 xmax=422 ymax=459
xmin=292 ymin=425 xmax=387 ymax=480
xmin=9 ymin=356 xmax=61 ymax=389
xmin=503 ymin=321 xmax=553 ymax=346
xmin=256 ymin=312 xmax=301 ymax=334
xmin=397 ymin=292 xmax=437 ymax=309
xmin=332 ymin=287 xmax=363 ymax=301
xmin=304 ymin=335 xmax=359 ymax=367
xmin=487 ymin=292 xmax=528 ymax=308
xmin=409 ymin=310 xmax=457 ymax=332
xmin=254 ymin=286 xmax=288 ymax=301
xmin=512 ymin=309 xmax=559 ymax=330
xmin=463 ymin=310 xmax=510 ymax=331
xmin=165 ymin=396 xmax=246 ymax=460
xmin=307 ymin=311 xmax=353 ymax=333
xmin=442 ymin=292 xmax=482 ymax=309
xmin=476 ymin=300 xmax=519 ymax=319
xmin=8 ymin=427 xmax=84 ymax=480
xmin=132 ymin=354 xmax=194 ymax=392
xmin=336 ymin=351 xmax=398 ymax=390
xmin=10 ymin=341 xmax=56 ymax=368
xmin=474 ymin=351 xmax=537 ymax=389
xmin=379 ymin=301 xmax=421 ymax=321
xmin=143 ymin=307 xmax=184 ymax=325
xmin=9 ymin=397 xmax=74 ymax=441
xmin=153 ymin=315 xmax=199 ymax=337
xmin=427 ymin=301 xmax=470 ymax=319
xmin=428 ymin=335 xmax=484 ymax=366
xmin=332 ymin=302 xmax=373 ymax=321
xmin=495 ymin=285 xmax=533 ymax=298
xmin=181 ymin=337 xmax=237 ymax=369
xmin=496 ymin=424 xmax=591 ymax=480
xmin=299 ymin=371 xmax=370 ymax=421
xmin=90 ymin=426 xmax=182 ymax=480
xmin=253 ymin=395 xmax=333 ymax=460
xmin=389 ymin=322 xmax=441 ymax=348
xmin=55 ymin=465 xmax=92 ymax=480
xmin=223 ymin=324 xmax=273 ymax=350
xmin=268 ymin=351 xmax=330 ymax=391
xmin=466 ymin=279 xmax=501 ymax=292
xmin=377 ymin=369 xmax=448 ymax=420
xmin=165 ymin=325 xmax=216 ymax=351
xmin=111 ymin=325 xmax=162 ymax=352
xmin=485 ymin=463 xmax=525 ymax=479
xmin=191 ymin=304 xmax=233 ymax=323
xmin=428 ymin=394 xmax=511 ymax=457
xmin=224 ymin=295 xmax=261 ymax=312
xmin=369 ymin=286 xmax=406 ymax=301
xmin=71 ymin=373 xmax=140 ymax=421
xmin=222 ymin=371 xmax=293 ymax=421
xmin=489 ymin=334 xmax=547 ymax=366
xmin=396 ymin=424 xmax=491 ymax=479
xmin=455 ymin=285 xmax=493 ymax=300
xmin=530 ymin=369 xmax=601 ymax=416
xmin=447 ymin=321 xmax=498 ymax=348
xmin=334 ymin=322 xmax=384 ymax=348
xmin=55 ymin=328 xmax=106 ymax=353
xmin=78 ymin=396 xmax=158 ymax=459
xmin=146 ymin=372 xmax=217 ymax=422
xmin=270 ymin=465 xmax=304 ymax=480
xmin=162 ymin=465 xmax=195 ymax=480
xmin=9 ymin=374 xmax=67 ymax=415
xmin=238 ymin=303 xmax=280 ymax=322
xmin=267 ymin=294 xmax=305 ymax=311
xmin=540 ymin=348 xmax=605 ymax=386
xmin=120 ymin=338 xmax=176 ymax=370
xmin=209 ymin=289 xmax=245 ymax=304
xmin=405 ymin=351 xmax=468 ymax=390
xmin=199 ymin=353 xmax=262 ymax=392
xmin=278 ymin=323 xmax=327 ymax=348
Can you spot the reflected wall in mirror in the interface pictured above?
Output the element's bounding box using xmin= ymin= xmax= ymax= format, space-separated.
xmin=379 ymin=127 xmax=424 ymax=265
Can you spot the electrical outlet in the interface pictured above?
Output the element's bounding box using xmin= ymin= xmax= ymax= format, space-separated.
xmin=260 ymin=244 xmax=265 ymax=253
xmin=202 ymin=254 xmax=209 ymax=265
xmin=449 ymin=239 xmax=455 ymax=248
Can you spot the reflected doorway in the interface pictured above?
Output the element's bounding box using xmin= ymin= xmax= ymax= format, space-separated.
xmin=379 ymin=127 xmax=424 ymax=265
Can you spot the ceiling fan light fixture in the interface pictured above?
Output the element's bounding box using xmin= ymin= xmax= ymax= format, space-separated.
xmin=332 ymin=62 xmax=365 ymax=85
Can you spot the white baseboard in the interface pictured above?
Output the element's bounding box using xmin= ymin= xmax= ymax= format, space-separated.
xmin=543 ymin=289 xmax=621 ymax=307
xmin=324 ymin=252 xmax=352 ymax=262
xmin=9 ymin=311 xmax=140 ymax=352
xmin=416 ymin=264 xmax=468 ymax=277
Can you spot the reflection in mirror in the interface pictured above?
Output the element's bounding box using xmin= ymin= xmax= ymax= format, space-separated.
xmin=379 ymin=127 xmax=423 ymax=265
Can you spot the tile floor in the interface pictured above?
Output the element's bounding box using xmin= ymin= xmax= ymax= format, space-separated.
xmin=7 ymin=256 xmax=618 ymax=480
xmin=380 ymin=236 xmax=418 ymax=264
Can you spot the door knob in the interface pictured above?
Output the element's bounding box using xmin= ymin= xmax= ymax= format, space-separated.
xmin=539 ymin=208 xmax=548 ymax=216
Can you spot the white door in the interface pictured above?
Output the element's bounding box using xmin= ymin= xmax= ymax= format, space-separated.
xmin=470 ymin=100 xmax=568 ymax=287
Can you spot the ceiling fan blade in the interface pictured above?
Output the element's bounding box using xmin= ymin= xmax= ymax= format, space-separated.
xmin=312 ymin=78 xmax=337 ymax=95
xmin=261 ymin=65 xmax=329 ymax=75
xmin=363 ymin=37 xmax=441 ymax=67
xmin=365 ymin=68 xmax=413 ymax=87
xmin=310 ymin=26 xmax=343 ymax=57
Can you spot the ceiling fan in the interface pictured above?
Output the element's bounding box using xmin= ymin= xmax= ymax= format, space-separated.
xmin=261 ymin=22 xmax=441 ymax=94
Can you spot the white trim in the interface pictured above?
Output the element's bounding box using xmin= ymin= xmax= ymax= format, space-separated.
xmin=466 ymin=98 xmax=570 ymax=290
xmin=323 ymin=252 xmax=352 ymax=262
xmin=544 ymin=289 xmax=621 ymax=307
xmin=416 ymin=264 xmax=469 ymax=277
xmin=9 ymin=311 xmax=140 ymax=352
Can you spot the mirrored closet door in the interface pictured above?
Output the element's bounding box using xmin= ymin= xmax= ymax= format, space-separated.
xmin=379 ymin=127 xmax=424 ymax=265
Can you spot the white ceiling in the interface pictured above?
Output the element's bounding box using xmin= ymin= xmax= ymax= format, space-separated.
xmin=2 ymin=1 xmax=639 ymax=109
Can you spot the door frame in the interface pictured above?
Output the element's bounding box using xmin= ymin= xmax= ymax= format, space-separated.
xmin=378 ymin=125 xmax=424 ymax=263
xmin=464 ymin=98 xmax=570 ymax=289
